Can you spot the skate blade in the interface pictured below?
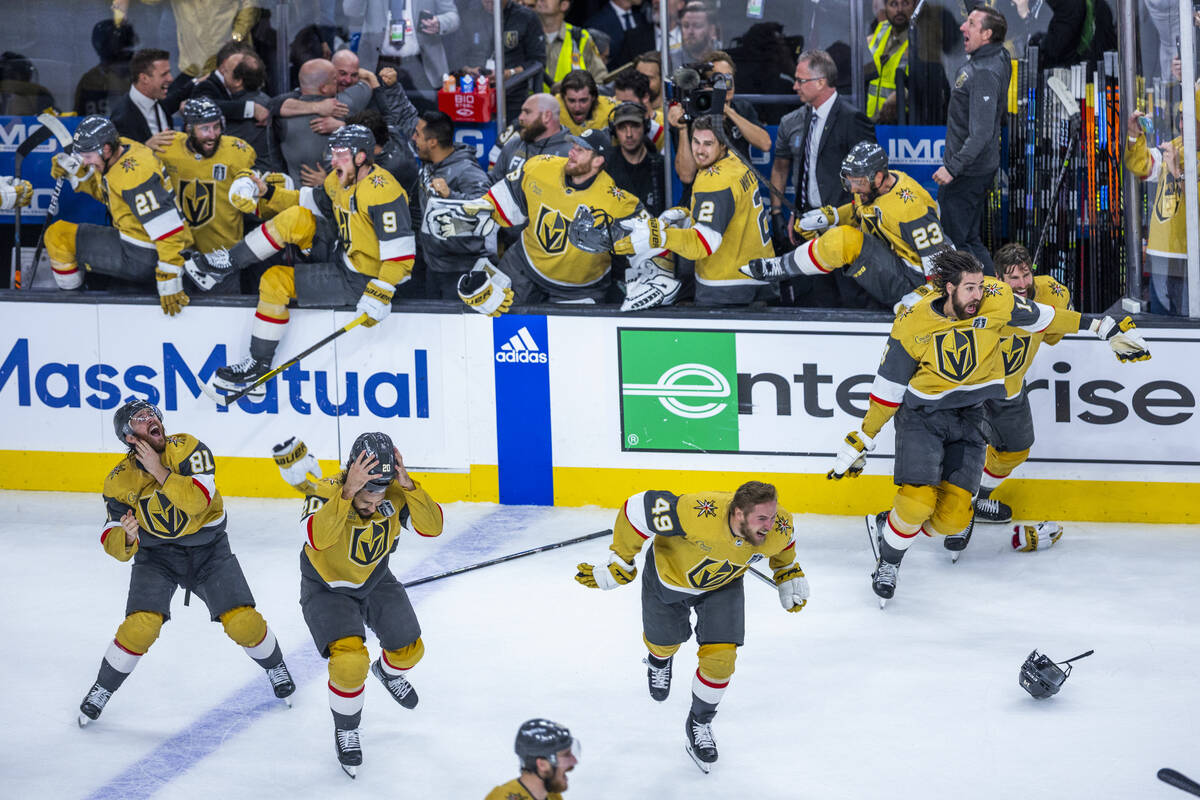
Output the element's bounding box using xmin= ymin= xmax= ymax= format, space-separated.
xmin=281 ymin=696 xmax=292 ymax=708
xmin=950 ymin=550 xmax=961 ymax=564
xmin=77 ymin=714 xmax=92 ymax=728
xmin=685 ymin=743 xmax=713 ymax=774
xmin=878 ymin=597 xmax=888 ymax=609
xmin=340 ymin=763 xmax=357 ymax=779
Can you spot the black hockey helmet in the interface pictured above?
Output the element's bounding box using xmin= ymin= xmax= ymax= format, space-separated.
xmin=73 ymin=115 xmax=120 ymax=154
xmin=514 ymin=718 xmax=577 ymax=772
xmin=113 ymin=398 xmax=162 ymax=445
xmin=327 ymin=124 xmax=376 ymax=165
xmin=840 ymin=140 xmax=889 ymax=189
xmin=347 ymin=431 xmax=395 ymax=490
xmin=1019 ymin=649 xmax=1093 ymax=699
xmin=181 ymin=97 xmax=224 ymax=130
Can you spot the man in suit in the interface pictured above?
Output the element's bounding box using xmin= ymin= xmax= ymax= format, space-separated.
xmin=191 ymin=41 xmax=270 ymax=134
xmin=585 ymin=0 xmax=655 ymax=72
xmin=769 ymin=49 xmax=876 ymax=307
xmin=110 ymin=48 xmax=188 ymax=146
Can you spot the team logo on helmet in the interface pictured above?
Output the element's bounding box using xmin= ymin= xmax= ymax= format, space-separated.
xmin=180 ymin=179 xmax=215 ymax=226
xmin=1001 ymin=335 xmax=1030 ymax=376
xmin=349 ymin=520 xmax=390 ymax=566
xmin=934 ymin=328 xmax=978 ymax=382
xmin=137 ymin=491 xmax=190 ymax=538
xmin=687 ymin=557 xmax=738 ymax=590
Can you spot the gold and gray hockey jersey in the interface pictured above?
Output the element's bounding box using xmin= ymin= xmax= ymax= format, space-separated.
xmin=485 ymin=153 xmax=646 ymax=287
xmin=838 ymin=168 xmax=948 ymax=274
xmin=300 ymin=476 xmax=443 ymax=594
xmin=156 ymin=131 xmax=258 ymax=251
xmin=76 ymin=137 xmax=193 ymax=267
xmin=484 ymin=778 xmax=563 ymax=800
xmin=863 ymin=277 xmax=1082 ymax=436
xmin=999 ymin=274 xmax=1072 ymax=398
xmin=1125 ymin=133 xmax=1197 ymax=259
xmin=101 ymin=433 xmax=226 ymax=561
xmin=612 ymin=490 xmax=797 ymax=596
xmin=558 ymin=94 xmax=616 ymax=136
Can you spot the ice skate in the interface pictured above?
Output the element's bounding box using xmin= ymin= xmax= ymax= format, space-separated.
xmin=78 ymin=682 xmax=112 ymax=728
xmin=944 ymin=514 xmax=976 ymax=563
xmin=266 ymin=661 xmax=295 ymax=706
xmin=643 ymin=654 xmax=672 ymax=702
xmin=182 ymin=247 xmax=235 ymax=291
xmin=974 ymin=495 xmax=1012 ymax=524
xmin=371 ymin=658 xmax=419 ymax=709
xmin=684 ymin=711 xmax=717 ymax=773
xmin=210 ymin=355 xmax=271 ymax=397
xmin=334 ymin=726 xmax=362 ymax=778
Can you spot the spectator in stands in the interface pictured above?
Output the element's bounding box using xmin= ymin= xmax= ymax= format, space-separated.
xmin=652 ymin=0 xmax=685 ymax=52
xmin=75 ymin=20 xmax=137 ymax=118
xmin=668 ymin=51 xmax=769 ymax=184
xmin=488 ymin=92 xmax=574 ymax=183
xmin=192 ymin=42 xmax=270 ymax=133
xmin=1030 ymin=0 xmax=1117 ymax=70
xmin=586 ymin=0 xmax=655 ymax=72
xmin=112 ymin=0 xmax=259 ymax=78
xmin=462 ymin=0 xmax=546 ymax=115
xmin=557 ymin=69 xmax=616 ymax=135
xmin=411 ymin=110 xmax=492 ymax=299
xmin=343 ymin=0 xmax=460 ymax=90
xmin=537 ymin=0 xmax=607 ymax=91
xmin=221 ymin=52 xmax=282 ymax=172
xmin=110 ymin=48 xmax=182 ymax=146
xmin=633 ymin=51 xmax=664 ymax=112
xmin=673 ymin=3 xmax=719 ymax=70
xmin=611 ymin=69 xmax=665 ymax=152
xmin=0 ymin=52 xmax=56 ymax=117
xmin=605 ymin=101 xmax=666 ymax=216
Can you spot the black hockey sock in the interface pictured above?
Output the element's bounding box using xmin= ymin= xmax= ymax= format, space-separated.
xmin=333 ymin=709 xmax=362 ymax=731
xmin=978 ymin=486 xmax=994 ymax=500
xmin=251 ymin=640 xmax=284 ymax=670
xmin=879 ymin=537 xmax=908 ymax=565
xmin=96 ymin=658 xmax=132 ymax=693
xmin=689 ymin=695 xmax=718 ymax=724
xmin=229 ymin=240 xmax=260 ymax=271
xmin=647 ymin=652 xmax=671 ymax=668
xmin=248 ymin=335 xmax=279 ymax=364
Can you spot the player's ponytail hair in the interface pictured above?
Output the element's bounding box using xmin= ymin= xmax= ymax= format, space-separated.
xmin=729 ymin=481 xmax=777 ymax=520
xmin=929 ymin=249 xmax=984 ymax=291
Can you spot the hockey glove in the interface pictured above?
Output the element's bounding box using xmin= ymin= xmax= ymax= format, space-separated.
xmin=457 ymin=260 xmax=514 ymax=316
xmin=657 ymin=206 xmax=691 ymax=229
xmin=828 ymin=430 xmax=874 ymax=479
xmin=51 ymin=152 xmax=94 ymax=191
xmin=1089 ymin=315 xmax=1151 ymax=362
xmin=0 ymin=176 xmax=33 ymax=210
xmin=156 ymin=262 xmax=190 ymax=316
xmin=893 ymin=283 xmax=936 ymax=315
xmin=773 ymin=562 xmax=810 ymax=612
xmin=1012 ymin=522 xmax=1063 ymax=552
xmin=272 ymin=436 xmax=323 ymax=489
xmin=622 ymin=266 xmax=681 ymax=312
xmin=619 ymin=216 xmax=666 ymax=252
xmin=797 ymin=205 xmax=838 ymax=233
xmin=356 ymin=279 xmax=395 ymax=327
xmin=427 ymin=198 xmax=497 ymax=238
xmin=228 ymin=175 xmax=262 ymax=214
xmin=575 ymin=551 xmax=637 ymax=590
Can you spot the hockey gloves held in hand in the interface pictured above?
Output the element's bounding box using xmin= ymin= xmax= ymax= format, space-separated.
xmin=51 ymin=152 xmax=94 ymax=190
xmin=156 ymin=263 xmax=190 ymax=316
xmin=0 ymin=176 xmax=33 ymax=210
xmin=457 ymin=259 xmax=514 ymax=316
xmin=796 ymin=205 xmax=838 ymax=234
xmin=1012 ymin=522 xmax=1063 ymax=552
xmin=773 ymin=563 xmax=810 ymax=612
xmin=1090 ymin=315 xmax=1151 ymax=362
xmin=356 ymin=279 xmax=395 ymax=327
xmin=272 ymin=436 xmax=323 ymax=489
xmin=427 ymin=198 xmax=497 ymax=238
xmin=228 ymin=175 xmax=262 ymax=214
xmin=619 ymin=216 xmax=666 ymax=253
xmin=828 ymin=430 xmax=875 ymax=479
xmin=575 ymin=552 xmax=637 ymax=590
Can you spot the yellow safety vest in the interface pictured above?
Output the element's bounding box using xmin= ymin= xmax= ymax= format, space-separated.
xmin=545 ymin=24 xmax=594 ymax=92
xmin=866 ymin=22 xmax=908 ymax=119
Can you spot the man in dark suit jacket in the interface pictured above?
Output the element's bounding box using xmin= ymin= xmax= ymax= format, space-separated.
xmin=191 ymin=41 xmax=270 ymax=131
xmin=585 ymin=0 xmax=655 ymax=71
xmin=769 ymin=49 xmax=877 ymax=307
xmin=110 ymin=48 xmax=191 ymax=144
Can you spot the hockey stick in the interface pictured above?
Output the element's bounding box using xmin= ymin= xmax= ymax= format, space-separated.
xmin=10 ymin=122 xmax=57 ymax=288
xmin=1031 ymin=76 xmax=1082 ymax=269
xmin=746 ymin=565 xmax=776 ymax=588
xmin=1159 ymin=769 xmax=1200 ymax=798
xmin=405 ymin=529 xmax=612 ymax=588
xmin=207 ymin=313 xmax=368 ymax=407
xmin=24 ymin=113 xmax=75 ymax=290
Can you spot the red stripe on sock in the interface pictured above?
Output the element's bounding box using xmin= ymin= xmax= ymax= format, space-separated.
xmin=695 ymin=670 xmax=728 ymax=689
xmin=887 ymin=514 xmax=919 ymax=539
xmin=114 ymin=638 xmax=143 ymax=657
xmin=982 ymin=467 xmax=1006 ymax=479
xmin=328 ymin=681 xmax=364 ymax=698
xmin=381 ymin=651 xmax=410 ymax=672
xmin=255 ymin=311 xmax=288 ymax=324
xmin=261 ymin=225 xmax=281 ymax=250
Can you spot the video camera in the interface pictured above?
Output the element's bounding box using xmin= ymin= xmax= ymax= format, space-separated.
xmin=666 ymin=63 xmax=730 ymax=123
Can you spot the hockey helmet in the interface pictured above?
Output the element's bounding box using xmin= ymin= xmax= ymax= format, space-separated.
xmin=1019 ymin=649 xmax=1093 ymax=699
xmin=347 ymin=431 xmax=395 ymax=490
xmin=73 ymin=115 xmax=120 ymax=154
xmin=181 ymin=97 xmax=225 ymax=130
xmin=514 ymin=718 xmax=578 ymax=772
xmin=113 ymin=398 xmax=162 ymax=445
xmin=840 ymin=140 xmax=889 ymax=190
xmin=326 ymin=124 xmax=376 ymax=165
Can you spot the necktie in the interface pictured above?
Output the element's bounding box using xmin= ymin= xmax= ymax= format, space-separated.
xmin=623 ymin=11 xmax=634 ymax=31
xmin=155 ymin=102 xmax=170 ymax=133
xmin=797 ymin=109 xmax=815 ymax=208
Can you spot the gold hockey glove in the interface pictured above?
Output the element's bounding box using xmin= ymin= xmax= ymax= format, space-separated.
xmin=156 ymin=262 xmax=190 ymax=316
xmin=828 ymin=430 xmax=874 ymax=479
xmin=0 ymin=176 xmax=33 ymax=210
xmin=1012 ymin=522 xmax=1063 ymax=552
xmin=773 ymin=563 xmax=810 ymax=612
xmin=356 ymin=279 xmax=395 ymax=327
xmin=457 ymin=259 xmax=514 ymax=316
xmin=1089 ymin=315 xmax=1151 ymax=362
xmin=272 ymin=436 xmax=323 ymax=490
xmin=575 ymin=552 xmax=637 ymax=590
xmin=228 ymin=175 xmax=263 ymax=214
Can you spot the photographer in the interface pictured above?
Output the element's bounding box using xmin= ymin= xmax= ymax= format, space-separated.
xmin=668 ymin=52 xmax=769 ymax=184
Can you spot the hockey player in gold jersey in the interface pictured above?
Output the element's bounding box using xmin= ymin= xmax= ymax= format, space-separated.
xmin=557 ymin=69 xmax=617 ymax=136
xmin=485 ymin=718 xmax=579 ymax=800
xmin=186 ymin=125 xmax=415 ymax=395
xmin=293 ymin=432 xmax=443 ymax=777
xmin=742 ymin=140 xmax=947 ymax=308
xmin=575 ymin=481 xmax=807 ymax=772
xmin=828 ymin=250 xmax=1151 ymax=605
xmin=610 ymin=115 xmax=775 ymax=306
xmin=77 ymin=400 xmax=294 ymax=728
xmin=45 ymin=115 xmax=193 ymax=315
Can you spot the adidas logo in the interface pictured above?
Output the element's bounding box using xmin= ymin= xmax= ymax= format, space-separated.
xmin=495 ymin=326 xmax=548 ymax=364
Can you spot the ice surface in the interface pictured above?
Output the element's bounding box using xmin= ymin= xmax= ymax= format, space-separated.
xmin=2 ymin=490 xmax=1198 ymax=799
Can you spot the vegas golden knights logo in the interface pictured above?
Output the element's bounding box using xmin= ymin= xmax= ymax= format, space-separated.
xmin=333 ymin=205 xmax=352 ymax=244
xmin=535 ymin=206 xmax=568 ymax=253
xmin=934 ymin=328 xmax=978 ymax=381
xmin=1001 ymin=334 xmax=1031 ymax=376
xmin=350 ymin=520 xmax=390 ymax=566
xmin=687 ymin=557 xmax=738 ymax=590
xmin=137 ymin=491 xmax=190 ymax=538
xmin=180 ymin=179 xmax=215 ymax=226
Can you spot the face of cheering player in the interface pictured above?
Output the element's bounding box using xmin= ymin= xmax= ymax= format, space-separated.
xmin=79 ymin=144 xmax=116 ymax=173
xmin=615 ymin=120 xmax=645 ymax=157
xmin=729 ymin=499 xmax=778 ymax=546
xmin=563 ymin=88 xmax=596 ymax=126
xmin=329 ymin=146 xmax=364 ymax=187
xmin=125 ymin=410 xmax=166 ymax=453
xmin=946 ymin=271 xmax=985 ymax=319
xmin=1002 ymin=261 xmax=1035 ymax=300
xmin=690 ymin=128 xmax=726 ymax=169
xmin=564 ymin=143 xmax=602 ymax=179
xmin=517 ymin=98 xmax=549 ymax=142
xmin=535 ymin=747 xmax=577 ymax=793
xmin=187 ymin=120 xmax=223 ymax=157
xmin=961 ymin=10 xmax=993 ymax=55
